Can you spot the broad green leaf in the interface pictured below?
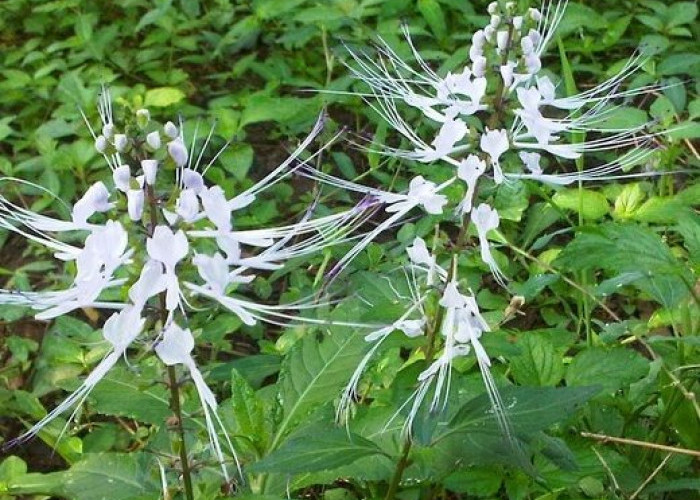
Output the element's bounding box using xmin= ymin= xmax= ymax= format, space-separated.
xmin=271 ymin=304 xmax=369 ymax=450
xmin=553 ymin=189 xmax=609 ymax=220
xmin=88 ymin=367 xmax=171 ymax=425
xmin=555 ymin=223 xmax=691 ymax=306
xmin=510 ymin=335 xmax=564 ymax=386
xmin=250 ymin=429 xmax=385 ymax=474
xmin=566 ymin=347 xmax=649 ymax=393
xmin=144 ymin=87 xmax=185 ymax=107
xmin=4 ymin=453 xmax=158 ymax=500
xmin=439 ymin=385 xmax=600 ymax=441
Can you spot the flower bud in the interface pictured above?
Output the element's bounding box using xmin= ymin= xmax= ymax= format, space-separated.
xmin=146 ymin=131 xmax=161 ymax=150
xmin=113 ymin=164 xmax=131 ymax=192
xmin=525 ymin=53 xmax=542 ymax=74
xmin=113 ymin=134 xmax=128 ymax=152
xmin=521 ymin=36 xmax=534 ymax=55
xmin=168 ymin=138 xmax=188 ymax=167
xmin=95 ymin=135 xmax=108 ymax=154
xmin=164 ymin=121 xmax=179 ymax=139
xmin=513 ymin=16 xmax=523 ymax=31
xmin=528 ymin=29 xmax=542 ymax=47
xmin=102 ymin=123 xmax=115 ymax=139
xmin=487 ymin=2 xmax=498 ymax=15
xmin=127 ymin=189 xmax=145 ymax=221
xmin=496 ymin=31 xmax=509 ymax=52
xmin=141 ymin=159 xmax=159 ymax=185
xmin=472 ymin=56 xmax=487 ymax=77
xmin=136 ymin=108 xmax=150 ymax=128
xmin=484 ymin=25 xmax=496 ymax=42
xmin=529 ymin=8 xmax=542 ymax=22
xmin=469 ymin=44 xmax=483 ymax=63
xmin=500 ymin=63 xmax=514 ymax=87
xmin=490 ymin=15 xmax=501 ymax=29
xmin=182 ymin=168 xmax=204 ymax=193
xmin=472 ymin=29 xmax=486 ymax=48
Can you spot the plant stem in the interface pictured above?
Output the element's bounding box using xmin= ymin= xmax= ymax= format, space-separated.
xmin=144 ymin=183 xmax=196 ymax=500
xmin=167 ymin=366 xmax=196 ymax=500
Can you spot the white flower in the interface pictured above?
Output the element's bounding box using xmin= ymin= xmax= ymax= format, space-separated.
xmin=155 ymin=323 xmax=240 ymax=481
xmin=72 ymin=181 xmax=114 ymax=226
xmin=519 ymin=151 xmax=542 ymax=175
xmin=146 ymin=225 xmax=189 ymax=311
xmin=175 ymin=188 xmax=200 ymax=222
xmin=480 ymin=129 xmax=509 ymax=184
xmin=472 ymin=203 xmax=506 ymax=286
xmin=457 ymin=154 xmax=486 ymax=213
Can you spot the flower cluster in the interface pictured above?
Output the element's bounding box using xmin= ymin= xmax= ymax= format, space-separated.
xmin=324 ymin=0 xmax=662 ymax=434
xmin=0 ymin=90 xmax=378 ymax=481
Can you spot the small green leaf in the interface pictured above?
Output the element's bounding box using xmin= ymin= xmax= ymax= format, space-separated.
xmin=418 ymin=0 xmax=447 ymax=40
xmin=144 ymin=87 xmax=186 ymax=107
xmin=510 ymin=335 xmax=564 ymax=386
xmin=553 ymin=189 xmax=609 ymax=220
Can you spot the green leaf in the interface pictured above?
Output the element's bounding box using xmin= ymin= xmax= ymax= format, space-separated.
xmin=555 ymin=223 xmax=691 ymax=306
xmin=228 ymin=369 xmax=268 ymax=453
xmin=552 ymin=189 xmax=609 ymax=220
xmin=510 ymin=335 xmax=564 ymax=386
xmin=239 ymin=95 xmax=317 ymax=129
xmin=613 ymin=183 xmax=646 ymax=219
xmin=88 ymin=367 xmax=171 ymax=425
xmin=418 ymin=0 xmax=447 ymax=40
xmin=144 ymin=87 xmax=185 ymax=107
xmin=5 ymin=453 xmax=158 ymax=500
xmin=440 ymin=385 xmax=600 ymax=440
xmin=566 ymin=347 xmax=649 ymax=393
xmin=250 ymin=429 xmax=385 ymax=474
xmin=271 ymin=305 xmax=369 ymax=451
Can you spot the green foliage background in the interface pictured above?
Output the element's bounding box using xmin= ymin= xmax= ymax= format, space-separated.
xmin=0 ymin=1 xmax=698 ymax=499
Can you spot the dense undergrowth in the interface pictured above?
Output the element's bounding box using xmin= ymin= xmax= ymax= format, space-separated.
xmin=0 ymin=1 xmax=698 ymax=499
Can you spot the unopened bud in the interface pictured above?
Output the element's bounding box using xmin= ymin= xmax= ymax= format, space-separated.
xmin=513 ymin=16 xmax=523 ymax=31
xmin=182 ymin=168 xmax=204 ymax=193
xmin=497 ymin=31 xmax=509 ymax=52
xmin=95 ymin=135 xmax=108 ymax=154
xmin=529 ymin=8 xmax=542 ymax=22
xmin=168 ymin=139 xmax=188 ymax=167
xmin=102 ymin=123 xmax=115 ymax=139
xmin=146 ymin=131 xmax=161 ymax=150
xmin=490 ymin=15 xmax=501 ymax=29
xmin=164 ymin=121 xmax=179 ymax=139
xmin=487 ymin=2 xmax=498 ymax=15
xmin=113 ymin=164 xmax=131 ymax=192
xmin=113 ymin=134 xmax=128 ymax=152
xmin=521 ymin=36 xmax=534 ymax=55
xmin=136 ymin=108 xmax=150 ymax=128
xmin=525 ymin=53 xmax=542 ymax=74
xmin=127 ymin=189 xmax=145 ymax=221
xmin=484 ymin=25 xmax=496 ymax=42
xmin=141 ymin=159 xmax=159 ymax=185
xmin=472 ymin=56 xmax=487 ymax=77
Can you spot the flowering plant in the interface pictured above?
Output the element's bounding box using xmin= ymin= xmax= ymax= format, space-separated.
xmin=1 ymin=1 xmax=698 ymax=499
